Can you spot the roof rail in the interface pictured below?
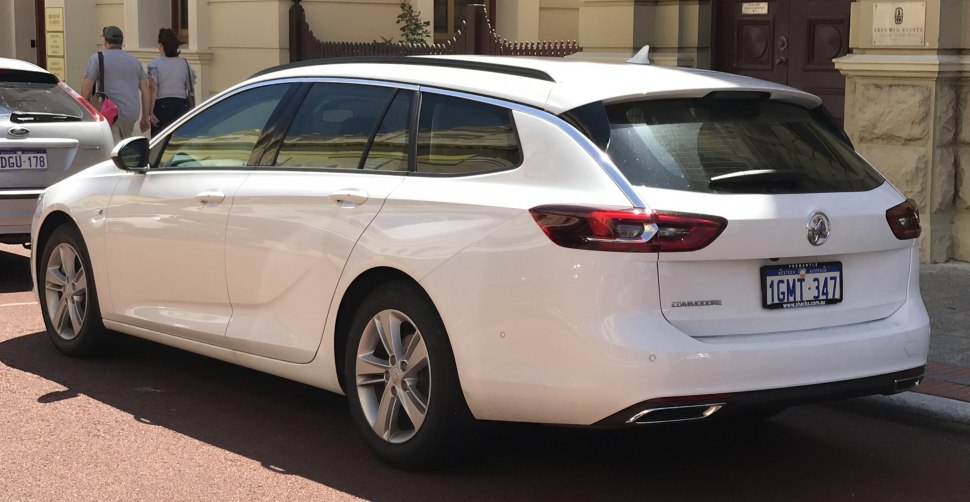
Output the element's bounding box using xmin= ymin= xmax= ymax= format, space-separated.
xmin=250 ymin=56 xmax=556 ymax=82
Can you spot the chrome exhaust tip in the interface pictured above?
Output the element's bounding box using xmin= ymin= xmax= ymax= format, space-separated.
xmin=625 ymin=403 xmax=725 ymax=424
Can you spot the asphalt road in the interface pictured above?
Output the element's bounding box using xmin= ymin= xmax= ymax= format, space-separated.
xmin=2 ymin=243 xmax=969 ymax=501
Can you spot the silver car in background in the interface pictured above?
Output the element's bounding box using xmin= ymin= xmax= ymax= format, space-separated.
xmin=0 ymin=57 xmax=113 ymax=245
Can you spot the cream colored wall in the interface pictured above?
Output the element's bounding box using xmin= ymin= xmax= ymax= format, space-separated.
xmin=301 ymin=0 xmax=403 ymax=42
xmin=539 ymin=0 xmax=579 ymax=41
xmin=205 ymin=1 xmax=290 ymax=93
xmin=47 ymin=0 xmax=99 ymax=91
xmin=578 ymin=0 xmax=710 ymax=66
xmin=496 ymin=0 xmax=540 ymax=41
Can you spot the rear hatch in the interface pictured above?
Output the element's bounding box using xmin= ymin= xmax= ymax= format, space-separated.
xmin=599 ymin=96 xmax=916 ymax=337
xmin=0 ymin=68 xmax=109 ymax=189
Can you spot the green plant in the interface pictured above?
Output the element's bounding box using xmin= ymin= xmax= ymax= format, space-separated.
xmin=397 ymin=1 xmax=431 ymax=44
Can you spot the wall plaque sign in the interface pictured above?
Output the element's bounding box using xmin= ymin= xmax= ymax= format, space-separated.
xmin=46 ymin=57 xmax=65 ymax=81
xmin=45 ymin=7 xmax=64 ymax=32
xmin=872 ymin=2 xmax=926 ymax=46
xmin=741 ymin=2 xmax=769 ymax=15
xmin=46 ymin=32 xmax=64 ymax=57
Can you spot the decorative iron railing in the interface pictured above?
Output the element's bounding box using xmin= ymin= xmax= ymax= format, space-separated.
xmin=289 ymin=1 xmax=581 ymax=61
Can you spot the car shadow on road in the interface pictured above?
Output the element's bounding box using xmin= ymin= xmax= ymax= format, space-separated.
xmin=0 ymin=331 xmax=965 ymax=501
xmin=0 ymin=249 xmax=32 ymax=293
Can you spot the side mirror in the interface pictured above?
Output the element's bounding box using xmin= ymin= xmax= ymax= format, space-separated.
xmin=111 ymin=137 xmax=150 ymax=172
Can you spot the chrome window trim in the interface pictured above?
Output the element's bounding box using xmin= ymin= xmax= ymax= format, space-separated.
xmin=149 ymin=75 xmax=647 ymax=209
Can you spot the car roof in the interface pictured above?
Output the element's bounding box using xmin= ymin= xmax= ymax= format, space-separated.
xmin=250 ymin=55 xmax=822 ymax=114
xmin=0 ymin=57 xmax=51 ymax=75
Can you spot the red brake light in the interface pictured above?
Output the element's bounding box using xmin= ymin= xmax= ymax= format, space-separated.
xmin=886 ymin=198 xmax=921 ymax=240
xmin=529 ymin=205 xmax=727 ymax=252
xmin=58 ymin=81 xmax=104 ymax=121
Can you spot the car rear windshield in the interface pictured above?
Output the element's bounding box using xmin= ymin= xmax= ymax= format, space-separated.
xmin=0 ymin=70 xmax=86 ymax=122
xmin=598 ymin=98 xmax=884 ymax=194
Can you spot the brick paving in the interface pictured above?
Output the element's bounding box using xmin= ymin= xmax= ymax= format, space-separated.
xmin=916 ymin=361 xmax=970 ymax=403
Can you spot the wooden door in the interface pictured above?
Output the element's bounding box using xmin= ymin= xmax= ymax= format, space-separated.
xmin=713 ymin=0 xmax=851 ymax=123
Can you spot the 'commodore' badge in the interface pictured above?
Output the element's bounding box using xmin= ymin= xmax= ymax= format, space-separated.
xmin=807 ymin=212 xmax=830 ymax=246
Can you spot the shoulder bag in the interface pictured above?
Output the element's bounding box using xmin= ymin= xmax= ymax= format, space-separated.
xmin=184 ymin=58 xmax=195 ymax=108
xmin=96 ymin=52 xmax=119 ymax=125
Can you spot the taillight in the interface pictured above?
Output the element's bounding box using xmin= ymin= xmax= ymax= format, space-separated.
xmin=58 ymin=81 xmax=104 ymax=121
xmin=886 ymin=198 xmax=921 ymax=240
xmin=529 ymin=205 xmax=727 ymax=252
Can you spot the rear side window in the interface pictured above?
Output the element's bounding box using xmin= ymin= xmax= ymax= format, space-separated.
xmin=0 ymin=70 xmax=86 ymax=122
xmin=416 ymin=93 xmax=521 ymax=175
xmin=157 ymin=83 xmax=292 ymax=168
xmin=602 ymin=99 xmax=884 ymax=194
xmin=275 ymin=83 xmax=395 ymax=169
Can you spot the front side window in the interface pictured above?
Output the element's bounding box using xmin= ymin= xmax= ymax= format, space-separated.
xmin=416 ymin=93 xmax=521 ymax=175
xmin=157 ymin=83 xmax=292 ymax=168
xmin=274 ymin=83 xmax=395 ymax=170
xmin=603 ymin=99 xmax=884 ymax=194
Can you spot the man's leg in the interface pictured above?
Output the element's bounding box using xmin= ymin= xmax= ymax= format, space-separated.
xmin=111 ymin=117 xmax=137 ymax=142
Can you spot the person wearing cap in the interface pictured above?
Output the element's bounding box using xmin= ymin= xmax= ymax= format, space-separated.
xmin=80 ymin=26 xmax=152 ymax=142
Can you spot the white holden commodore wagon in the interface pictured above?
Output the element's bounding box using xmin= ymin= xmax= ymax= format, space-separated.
xmin=32 ymin=55 xmax=929 ymax=469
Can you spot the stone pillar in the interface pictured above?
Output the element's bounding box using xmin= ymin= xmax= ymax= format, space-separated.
xmin=578 ymin=0 xmax=710 ymax=67
xmin=834 ymin=1 xmax=965 ymax=263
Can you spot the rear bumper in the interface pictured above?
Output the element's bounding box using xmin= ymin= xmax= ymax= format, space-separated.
xmin=0 ymin=189 xmax=41 ymax=243
xmin=595 ymin=366 xmax=924 ymax=426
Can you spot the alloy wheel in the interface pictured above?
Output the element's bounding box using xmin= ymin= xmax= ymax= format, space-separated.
xmin=44 ymin=242 xmax=88 ymax=341
xmin=355 ymin=309 xmax=432 ymax=444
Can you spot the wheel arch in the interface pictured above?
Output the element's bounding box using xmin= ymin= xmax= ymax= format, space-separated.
xmin=34 ymin=210 xmax=80 ymax=279
xmin=333 ymin=267 xmax=436 ymax=392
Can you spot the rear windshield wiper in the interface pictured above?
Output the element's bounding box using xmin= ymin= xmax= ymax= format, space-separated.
xmin=708 ymin=169 xmax=808 ymax=193
xmin=11 ymin=112 xmax=82 ymax=123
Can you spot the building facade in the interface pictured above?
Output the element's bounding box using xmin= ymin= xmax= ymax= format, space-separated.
xmin=1 ymin=0 xmax=967 ymax=263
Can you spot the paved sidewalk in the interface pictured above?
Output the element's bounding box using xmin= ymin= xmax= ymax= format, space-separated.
xmin=918 ymin=262 xmax=970 ymax=403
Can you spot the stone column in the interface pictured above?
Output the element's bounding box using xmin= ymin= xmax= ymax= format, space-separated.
xmin=834 ymin=1 xmax=965 ymax=263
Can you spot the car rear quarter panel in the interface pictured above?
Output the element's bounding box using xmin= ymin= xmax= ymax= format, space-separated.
xmin=314 ymin=111 xmax=635 ymax=391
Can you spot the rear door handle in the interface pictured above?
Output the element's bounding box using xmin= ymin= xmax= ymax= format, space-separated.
xmin=329 ymin=189 xmax=369 ymax=208
xmin=196 ymin=189 xmax=226 ymax=205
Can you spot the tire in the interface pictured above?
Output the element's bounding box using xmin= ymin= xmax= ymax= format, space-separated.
xmin=37 ymin=225 xmax=109 ymax=357
xmin=343 ymin=281 xmax=474 ymax=470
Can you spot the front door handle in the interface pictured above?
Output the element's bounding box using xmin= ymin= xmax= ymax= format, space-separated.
xmin=196 ymin=189 xmax=226 ymax=205
xmin=329 ymin=188 xmax=369 ymax=208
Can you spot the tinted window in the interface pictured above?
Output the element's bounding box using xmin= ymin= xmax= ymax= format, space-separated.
xmin=361 ymin=90 xmax=412 ymax=172
xmin=275 ymin=83 xmax=394 ymax=169
xmin=604 ymin=99 xmax=884 ymax=194
xmin=416 ymin=94 xmax=521 ymax=175
xmin=158 ymin=84 xmax=291 ymax=168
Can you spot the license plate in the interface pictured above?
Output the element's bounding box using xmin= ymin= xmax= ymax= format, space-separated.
xmin=0 ymin=149 xmax=48 ymax=170
xmin=761 ymin=262 xmax=843 ymax=309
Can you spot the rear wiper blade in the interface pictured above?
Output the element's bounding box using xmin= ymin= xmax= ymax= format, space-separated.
xmin=708 ymin=169 xmax=807 ymax=192
xmin=11 ymin=112 xmax=82 ymax=123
